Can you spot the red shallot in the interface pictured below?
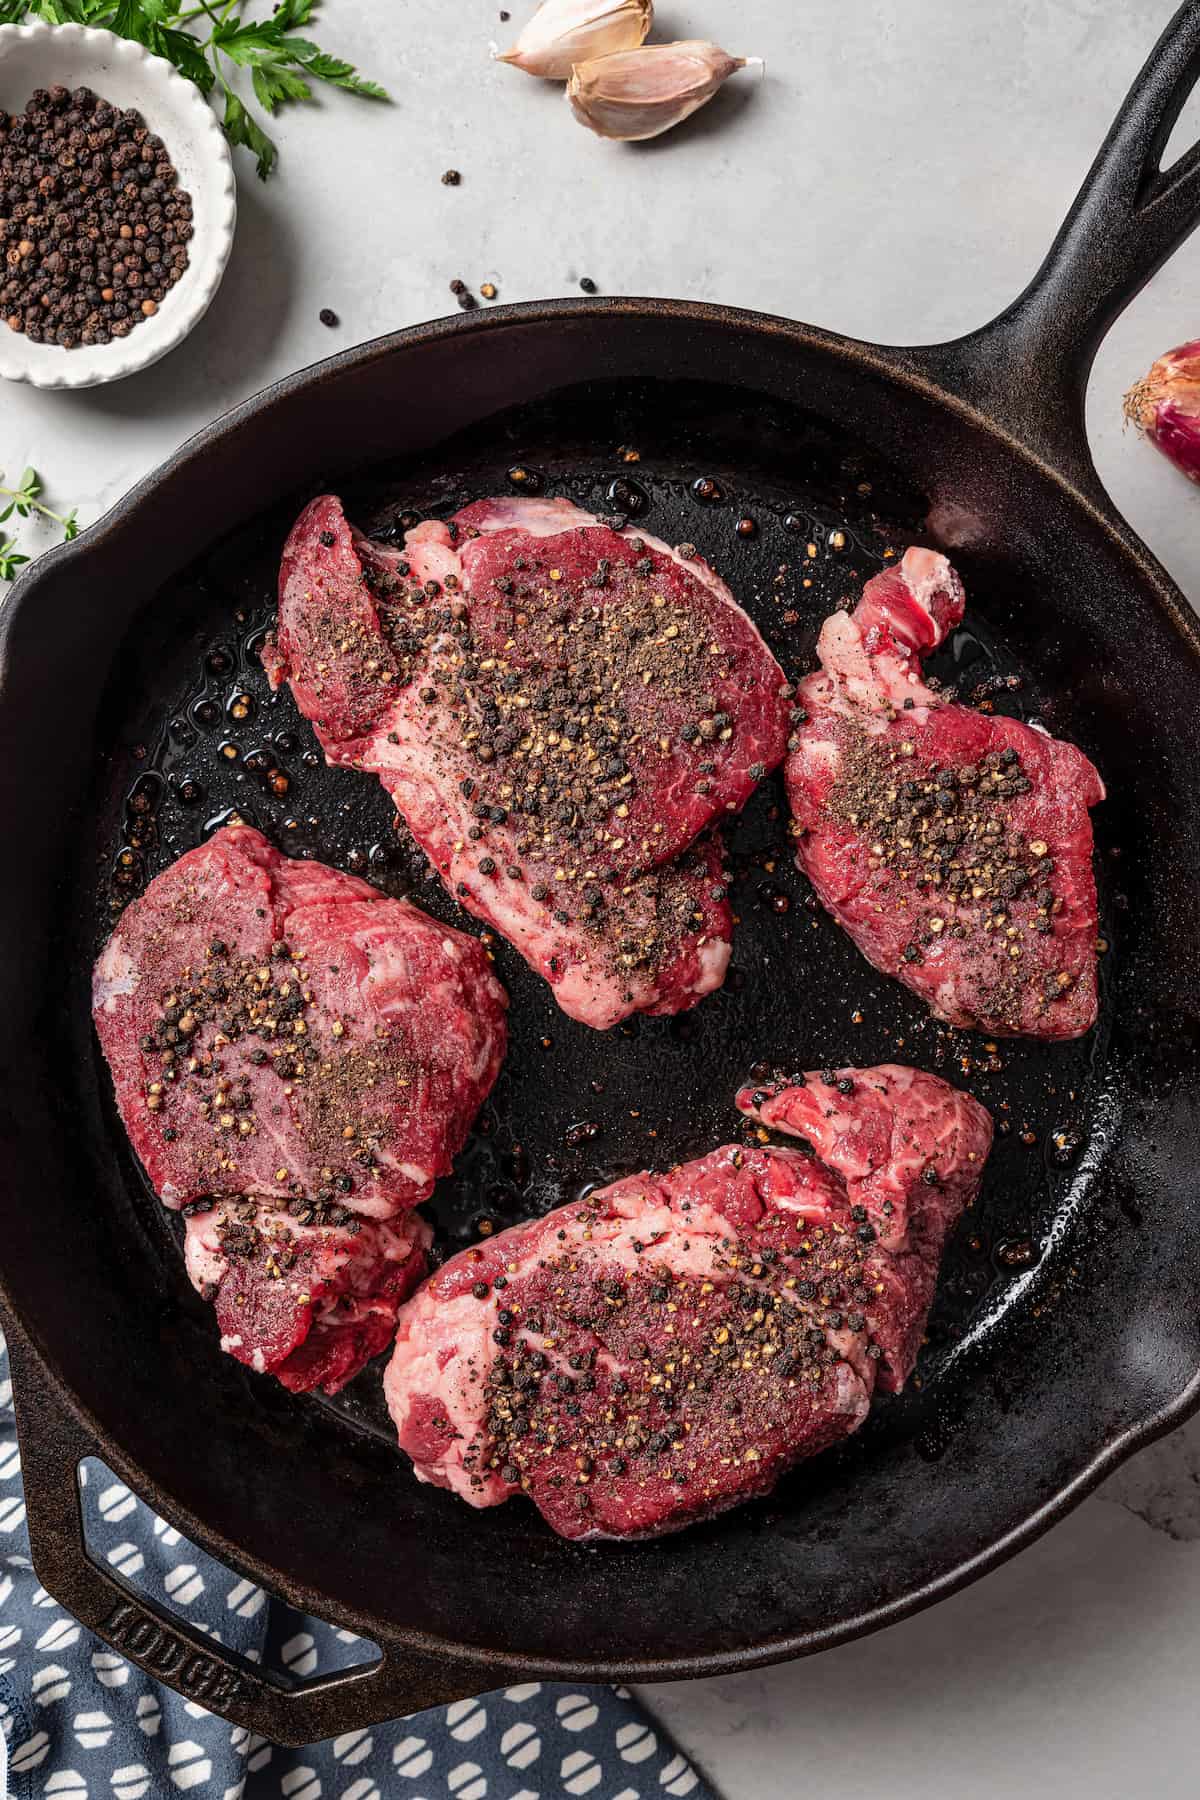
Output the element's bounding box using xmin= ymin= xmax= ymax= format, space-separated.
xmin=1124 ymin=339 xmax=1200 ymax=482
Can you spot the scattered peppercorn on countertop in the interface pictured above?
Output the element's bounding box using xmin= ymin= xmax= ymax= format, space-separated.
xmin=6 ymin=1 xmax=1200 ymax=1794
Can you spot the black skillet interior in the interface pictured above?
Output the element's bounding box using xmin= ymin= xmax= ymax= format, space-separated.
xmin=88 ymin=375 xmax=1118 ymax=1467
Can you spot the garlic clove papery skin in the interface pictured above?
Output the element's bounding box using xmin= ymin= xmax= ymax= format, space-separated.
xmin=498 ymin=0 xmax=653 ymax=81
xmin=567 ymin=40 xmax=748 ymax=142
xmin=1124 ymin=339 xmax=1200 ymax=484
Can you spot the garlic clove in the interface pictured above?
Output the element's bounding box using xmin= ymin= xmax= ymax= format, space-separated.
xmin=498 ymin=0 xmax=653 ymax=81
xmin=1124 ymin=338 xmax=1200 ymax=484
xmin=567 ymin=40 xmax=750 ymax=142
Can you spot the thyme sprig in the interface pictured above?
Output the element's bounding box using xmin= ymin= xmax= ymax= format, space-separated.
xmin=0 ymin=467 xmax=79 ymax=581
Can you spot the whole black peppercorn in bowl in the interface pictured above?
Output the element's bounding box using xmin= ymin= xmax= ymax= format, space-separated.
xmin=0 ymin=23 xmax=235 ymax=389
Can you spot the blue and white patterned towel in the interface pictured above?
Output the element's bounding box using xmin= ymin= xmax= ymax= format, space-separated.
xmin=0 ymin=1333 xmax=715 ymax=1799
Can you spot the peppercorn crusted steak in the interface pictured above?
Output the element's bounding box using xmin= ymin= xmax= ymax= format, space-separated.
xmin=92 ymin=824 xmax=508 ymax=1218
xmin=735 ymin=1062 xmax=992 ymax=1390
xmin=266 ymin=493 xmax=792 ymax=1028
xmin=184 ymin=1199 xmax=431 ymax=1395
xmin=787 ymin=548 xmax=1104 ymax=1038
xmin=384 ymin=1064 xmax=991 ymax=1541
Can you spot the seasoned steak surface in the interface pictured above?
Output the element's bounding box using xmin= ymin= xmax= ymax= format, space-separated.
xmin=385 ymin=1064 xmax=992 ymax=1540
xmin=93 ymin=824 xmax=508 ymax=1217
xmin=185 ymin=1199 xmax=430 ymax=1395
xmin=267 ymin=494 xmax=792 ymax=1027
xmin=786 ymin=548 xmax=1104 ymax=1037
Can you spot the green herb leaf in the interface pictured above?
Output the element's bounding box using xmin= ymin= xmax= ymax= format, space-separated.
xmin=293 ymin=47 xmax=388 ymax=99
xmin=0 ymin=471 xmax=81 ymax=574
xmin=50 ymin=0 xmax=116 ymax=20
xmin=0 ymin=540 xmax=31 ymax=582
xmin=29 ymin=0 xmax=83 ymax=22
xmin=159 ymin=24 xmax=216 ymax=90
xmin=212 ymin=18 xmax=285 ymax=57
xmin=116 ymin=0 xmax=201 ymax=86
xmin=109 ymin=0 xmax=149 ymax=35
xmin=221 ymin=87 xmax=277 ymax=180
xmin=8 ymin=0 xmax=109 ymax=18
xmin=272 ymin=0 xmax=314 ymax=28
xmin=251 ymin=61 xmax=311 ymax=112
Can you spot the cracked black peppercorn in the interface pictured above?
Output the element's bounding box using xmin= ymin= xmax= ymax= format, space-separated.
xmin=0 ymin=84 xmax=191 ymax=348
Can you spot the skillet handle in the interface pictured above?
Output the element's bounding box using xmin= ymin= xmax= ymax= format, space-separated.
xmin=903 ymin=0 xmax=1200 ymax=496
xmin=6 ymin=1317 xmax=517 ymax=1747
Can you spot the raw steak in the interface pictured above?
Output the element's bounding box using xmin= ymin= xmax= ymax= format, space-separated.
xmin=736 ymin=1061 xmax=992 ymax=1389
xmin=266 ymin=493 xmax=792 ymax=1027
xmin=93 ymin=824 xmax=507 ymax=1218
xmin=184 ymin=1198 xmax=431 ymax=1395
xmin=786 ymin=548 xmax=1104 ymax=1037
xmin=384 ymin=1063 xmax=991 ymax=1541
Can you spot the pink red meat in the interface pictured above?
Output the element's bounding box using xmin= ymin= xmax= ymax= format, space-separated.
xmin=93 ymin=825 xmax=508 ymax=1218
xmin=384 ymin=1063 xmax=991 ymax=1541
xmin=786 ymin=548 xmax=1104 ymax=1037
xmin=267 ymin=494 xmax=791 ymax=1027
xmin=185 ymin=1200 xmax=431 ymax=1395
xmin=736 ymin=1061 xmax=993 ymax=1389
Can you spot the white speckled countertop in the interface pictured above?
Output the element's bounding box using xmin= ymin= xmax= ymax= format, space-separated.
xmin=5 ymin=1 xmax=1200 ymax=1792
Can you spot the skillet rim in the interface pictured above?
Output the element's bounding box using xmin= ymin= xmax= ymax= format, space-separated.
xmin=4 ymin=291 xmax=1200 ymax=1683
xmin=9 ymin=293 xmax=1200 ymax=664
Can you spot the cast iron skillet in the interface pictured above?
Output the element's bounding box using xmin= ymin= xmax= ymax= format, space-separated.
xmin=4 ymin=2 xmax=1200 ymax=1748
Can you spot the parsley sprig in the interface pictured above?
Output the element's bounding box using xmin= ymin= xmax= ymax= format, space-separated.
xmin=0 ymin=0 xmax=390 ymax=178
xmin=0 ymin=468 xmax=79 ymax=581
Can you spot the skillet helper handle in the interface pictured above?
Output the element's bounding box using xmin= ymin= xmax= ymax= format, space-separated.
xmin=6 ymin=1318 xmax=513 ymax=1747
xmin=909 ymin=0 xmax=1200 ymax=491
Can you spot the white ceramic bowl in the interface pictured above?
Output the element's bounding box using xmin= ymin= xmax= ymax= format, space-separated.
xmin=0 ymin=22 xmax=236 ymax=388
